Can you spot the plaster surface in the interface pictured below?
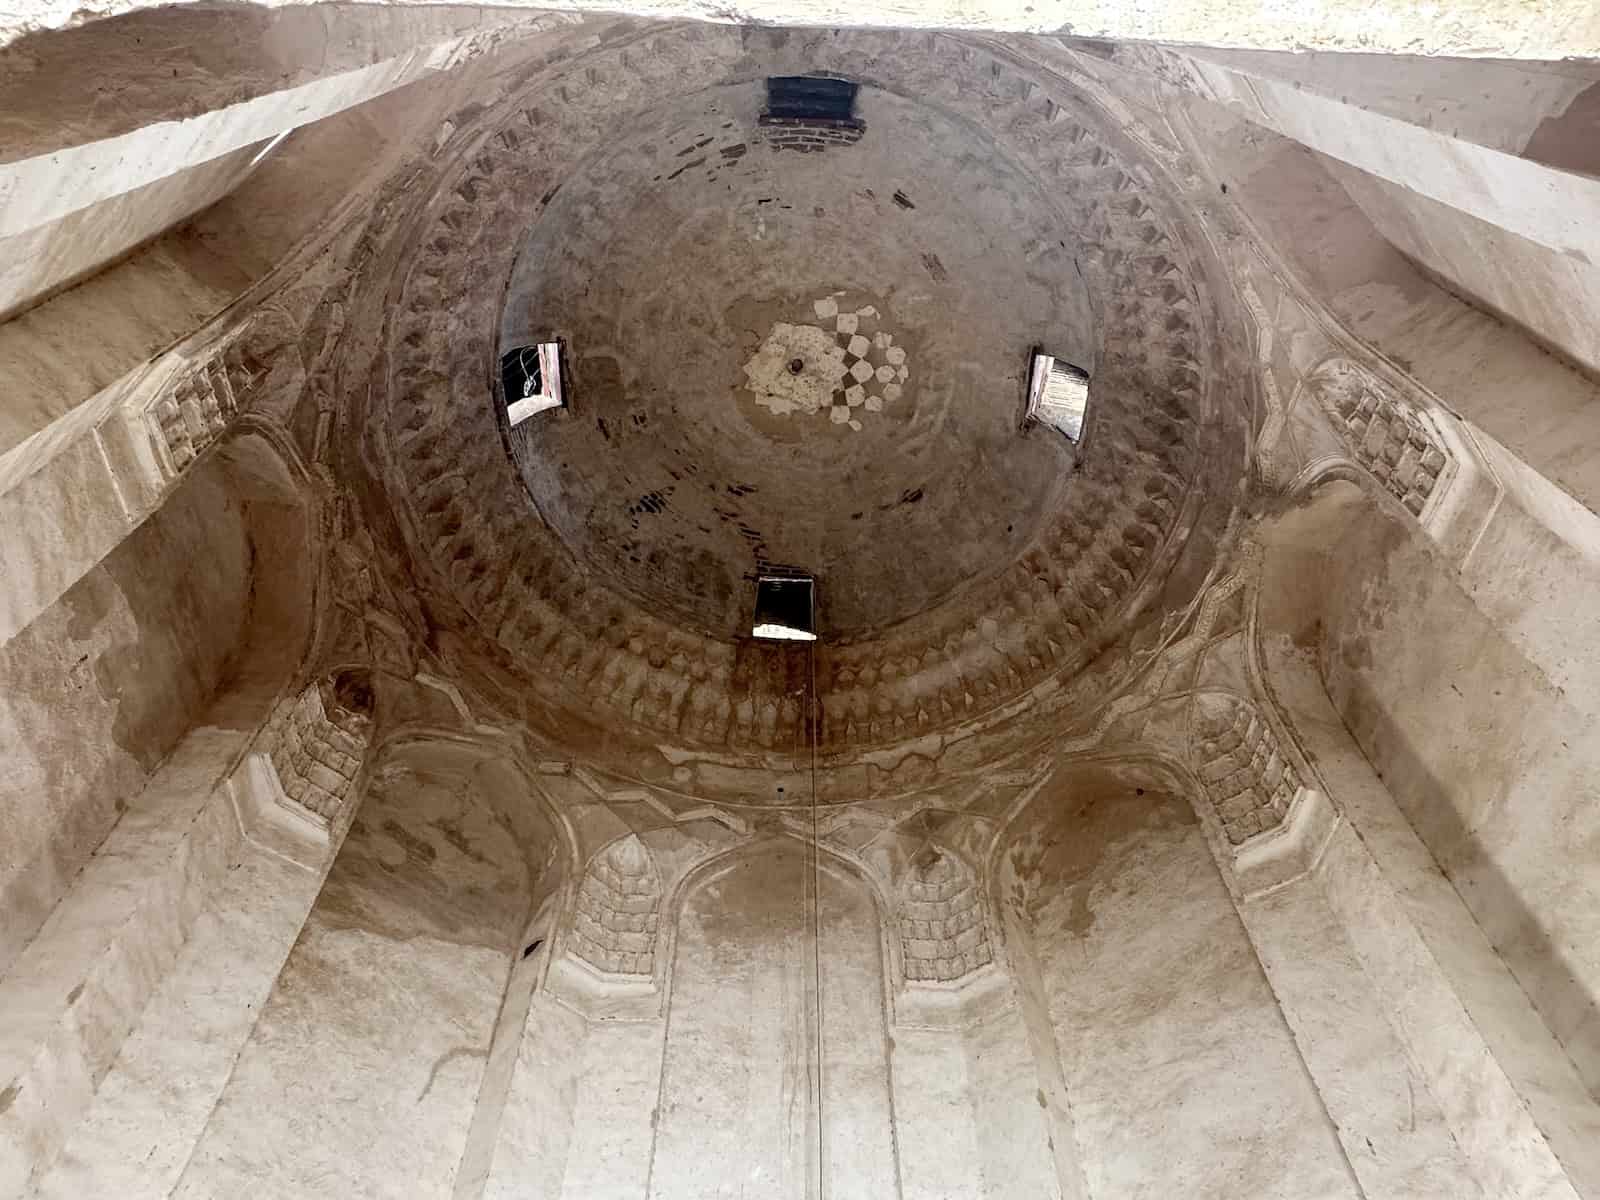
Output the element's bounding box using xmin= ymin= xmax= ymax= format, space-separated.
xmin=7 ymin=0 xmax=1600 ymax=58
xmin=0 ymin=460 xmax=249 ymax=975
xmin=4 ymin=10 xmax=1600 ymax=1200
xmin=1006 ymin=771 xmax=1361 ymax=1199
xmin=501 ymin=81 xmax=1086 ymax=637
xmin=650 ymin=843 xmax=898 ymax=1198
xmin=173 ymin=743 xmax=546 ymax=1199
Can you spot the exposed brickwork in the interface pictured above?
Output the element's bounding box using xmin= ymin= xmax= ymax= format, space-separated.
xmin=1310 ymin=358 xmax=1451 ymax=516
xmin=1193 ymin=694 xmax=1300 ymax=846
xmin=264 ymin=681 xmax=372 ymax=824
xmin=571 ymin=835 xmax=661 ymax=977
xmin=757 ymin=116 xmax=864 ymax=153
xmin=899 ymin=851 xmax=993 ymax=983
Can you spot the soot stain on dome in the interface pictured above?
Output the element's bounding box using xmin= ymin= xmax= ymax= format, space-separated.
xmin=495 ymin=80 xmax=1096 ymax=638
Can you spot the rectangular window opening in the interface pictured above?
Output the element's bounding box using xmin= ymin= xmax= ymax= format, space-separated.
xmin=752 ymin=575 xmax=817 ymax=642
xmin=1026 ymin=351 xmax=1091 ymax=445
xmin=501 ymin=342 xmax=566 ymax=426
xmin=762 ymin=76 xmax=862 ymax=128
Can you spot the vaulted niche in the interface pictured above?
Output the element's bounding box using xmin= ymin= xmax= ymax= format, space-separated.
xmin=651 ymin=841 xmax=896 ymax=1197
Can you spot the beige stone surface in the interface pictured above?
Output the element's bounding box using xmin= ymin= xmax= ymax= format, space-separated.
xmin=0 ymin=460 xmax=250 ymax=975
xmin=6 ymin=0 xmax=1600 ymax=57
xmin=650 ymin=843 xmax=898 ymax=1197
xmin=3 ymin=8 xmax=1600 ymax=1199
xmin=1006 ymin=774 xmax=1361 ymax=1199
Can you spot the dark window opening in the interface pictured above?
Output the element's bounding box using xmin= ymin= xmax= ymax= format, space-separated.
xmin=762 ymin=76 xmax=862 ymax=128
xmin=752 ymin=574 xmax=817 ymax=642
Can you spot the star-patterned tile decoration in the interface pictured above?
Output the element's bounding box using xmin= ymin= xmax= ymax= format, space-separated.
xmin=743 ymin=294 xmax=911 ymax=432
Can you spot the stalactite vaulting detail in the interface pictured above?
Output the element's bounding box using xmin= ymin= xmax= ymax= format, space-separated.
xmin=1307 ymin=357 xmax=1451 ymax=516
xmin=571 ymin=834 xmax=661 ymax=977
xmin=142 ymin=327 xmax=271 ymax=481
xmin=374 ymin=27 xmax=1237 ymax=756
xmin=899 ymin=849 xmax=993 ymax=983
xmin=1192 ymin=693 xmax=1301 ymax=845
xmin=264 ymin=680 xmax=373 ymax=824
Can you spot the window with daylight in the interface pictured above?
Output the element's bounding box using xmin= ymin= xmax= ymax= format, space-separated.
xmin=500 ymin=342 xmax=566 ymax=426
xmin=1026 ymin=351 xmax=1092 ymax=445
xmin=751 ymin=575 xmax=816 ymax=642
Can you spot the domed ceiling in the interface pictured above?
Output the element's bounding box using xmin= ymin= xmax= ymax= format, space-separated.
xmin=358 ymin=26 xmax=1249 ymax=763
xmin=499 ymin=81 xmax=1093 ymax=639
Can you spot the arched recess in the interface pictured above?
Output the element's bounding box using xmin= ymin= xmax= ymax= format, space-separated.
xmin=879 ymin=835 xmax=1052 ymax=1200
xmin=647 ymin=836 xmax=902 ymax=1200
xmin=0 ymin=421 xmax=319 ymax=1198
xmin=453 ymin=783 xmax=578 ymax=1200
xmin=171 ymin=733 xmax=572 ymax=1200
xmin=988 ymin=754 xmax=1359 ymax=1200
xmin=0 ymin=421 xmax=315 ymax=973
xmin=1251 ymin=477 xmax=1600 ymax=1191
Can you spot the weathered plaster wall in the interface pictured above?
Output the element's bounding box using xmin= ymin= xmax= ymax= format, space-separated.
xmin=0 ymin=138 xmax=270 ymax=323
xmin=1144 ymin=46 xmax=1600 ymax=378
xmin=0 ymin=26 xmax=551 ymax=458
xmin=478 ymin=978 xmax=589 ymax=1198
xmin=1255 ymin=486 xmax=1600 ymax=1195
xmin=8 ymin=0 xmax=1600 ymax=58
xmin=651 ymin=841 xmax=899 ymax=1198
xmin=1328 ymin=158 xmax=1600 ymax=378
xmin=30 ymin=785 xmax=344 ymax=1200
xmin=0 ymin=3 xmax=546 ymax=159
xmin=1003 ymin=767 xmax=1360 ymax=1198
xmin=173 ymin=742 xmax=550 ymax=1198
xmin=1311 ymin=492 xmax=1600 ymax=1101
xmin=0 ymin=227 xmax=251 ymax=457
xmin=1178 ymin=99 xmax=1600 ymax=511
xmin=0 ymin=4 xmax=573 ymax=320
xmin=888 ymin=1024 xmax=984 ymax=1197
xmin=0 ymin=457 xmax=250 ymax=976
xmin=1181 ymin=48 xmax=1600 ymax=156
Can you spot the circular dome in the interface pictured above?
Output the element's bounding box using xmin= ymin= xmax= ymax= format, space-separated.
xmin=369 ymin=27 xmax=1245 ymax=759
xmin=499 ymin=82 xmax=1093 ymax=638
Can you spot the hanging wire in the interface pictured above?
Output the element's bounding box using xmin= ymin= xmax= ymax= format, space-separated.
xmin=808 ymin=637 xmax=824 ymax=1200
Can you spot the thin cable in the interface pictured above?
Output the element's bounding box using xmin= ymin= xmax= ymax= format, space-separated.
xmin=808 ymin=638 xmax=824 ymax=1200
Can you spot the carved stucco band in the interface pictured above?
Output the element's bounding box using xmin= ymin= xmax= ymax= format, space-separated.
xmin=571 ymin=834 xmax=661 ymax=977
xmin=263 ymin=681 xmax=373 ymax=825
xmin=1310 ymin=357 xmax=1452 ymax=517
xmin=1192 ymin=693 xmax=1301 ymax=846
xmin=900 ymin=849 xmax=993 ymax=984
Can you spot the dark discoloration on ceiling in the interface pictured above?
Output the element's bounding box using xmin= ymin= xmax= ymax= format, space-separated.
xmin=501 ymin=83 xmax=1086 ymax=638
